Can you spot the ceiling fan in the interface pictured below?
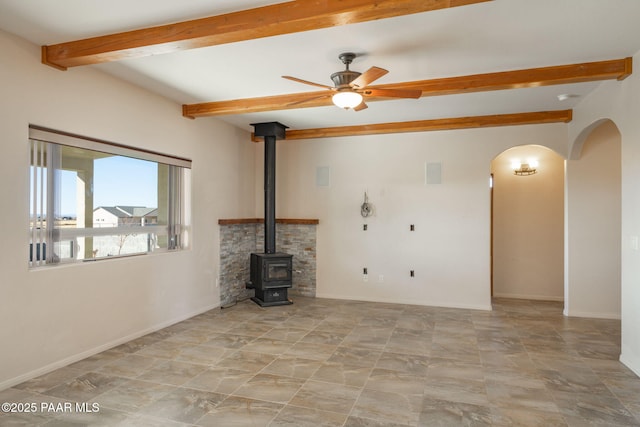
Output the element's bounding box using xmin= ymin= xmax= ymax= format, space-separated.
xmin=282 ymin=52 xmax=422 ymax=111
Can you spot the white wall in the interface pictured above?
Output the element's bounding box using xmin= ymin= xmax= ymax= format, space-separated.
xmin=492 ymin=145 xmax=565 ymax=301
xmin=566 ymin=121 xmax=621 ymax=319
xmin=568 ymin=50 xmax=640 ymax=376
xmin=260 ymin=125 xmax=568 ymax=311
xmin=0 ymin=29 xmax=255 ymax=389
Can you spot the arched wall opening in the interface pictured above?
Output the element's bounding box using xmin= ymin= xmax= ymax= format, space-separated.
xmin=569 ymin=118 xmax=614 ymax=160
xmin=565 ymin=119 xmax=621 ymax=319
xmin=491 ymin=145 xmax=565 ymax=301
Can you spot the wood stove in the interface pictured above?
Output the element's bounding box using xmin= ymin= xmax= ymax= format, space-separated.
xmin=247 ymin=122 xmax=293 ymax=307
xmin=247 ymin=252 xmax=293 ymax=306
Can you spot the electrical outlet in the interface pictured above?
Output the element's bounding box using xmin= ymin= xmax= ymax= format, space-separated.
xmin=378 ymin=274 xmax=384 ymax=282
xmin=410 ymin=270 xmax=415 ymax=277
xmin=363 ymin=274 xmax=369 ymax=282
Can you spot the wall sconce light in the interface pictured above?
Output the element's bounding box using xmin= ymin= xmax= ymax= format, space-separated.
xmin=511 ymin=159 xmax=538 ymax=176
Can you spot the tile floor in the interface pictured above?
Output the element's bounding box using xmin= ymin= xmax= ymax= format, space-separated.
xmin=2 ymin=297 xmax=640 ymax=426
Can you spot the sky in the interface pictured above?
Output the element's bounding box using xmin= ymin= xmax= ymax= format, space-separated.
xmin=60 ymin=156 xmax=158 ymax=216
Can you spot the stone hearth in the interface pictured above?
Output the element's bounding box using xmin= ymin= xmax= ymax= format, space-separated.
xmin=218 ymin=218 xmax=318 ymax=307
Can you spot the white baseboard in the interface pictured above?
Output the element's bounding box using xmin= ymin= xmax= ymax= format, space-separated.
xmin=492 ymin=292 xmax=564 ymax=302
xmin=0 ymin=302 xmax=219 ymax=391
xmin=564 ymin=310 xmax=621 ymax=320
xmin=315 ymin=292 xmax=492 ymax=311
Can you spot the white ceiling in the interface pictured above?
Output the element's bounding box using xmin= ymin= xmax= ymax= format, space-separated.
xmin=1 ymin=0 xmax=640 ymax=132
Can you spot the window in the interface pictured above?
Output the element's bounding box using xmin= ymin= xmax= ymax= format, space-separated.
xmin=29 ymin=126 xmax=191 ymax=268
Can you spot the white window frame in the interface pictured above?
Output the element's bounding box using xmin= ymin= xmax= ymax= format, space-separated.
xmin=28 ymin=125 xmax=191 ymax=268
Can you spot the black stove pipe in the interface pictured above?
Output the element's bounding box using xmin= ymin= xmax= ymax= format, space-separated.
xmin=251 ymin=122 xmax=288 ymax=255
xmin=264 ymin=135 xmax=276 ymax=254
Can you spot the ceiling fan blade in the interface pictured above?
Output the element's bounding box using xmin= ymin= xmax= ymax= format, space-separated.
xmin=282 ymin=75 xmax=334 ymax=90
xmin=363 ymin=88 xmax=422 ymax=99
xmin=353 ymin=101 xmax=368 ymax=111
xmin=350 ymin=66 xmax=388 ymax=88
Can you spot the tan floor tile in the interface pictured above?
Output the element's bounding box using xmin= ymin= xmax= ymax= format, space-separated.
xmin=419 ymin=397 xmax=493 ymax=427
xmin=351 ymin=388 xmax=423 ymax=426
xmin=270 ymin=404 xmax=348 ymax=427
xmin=98 ymin=379 xmax=175 ymax=412
xmin=215 ymin=350 xmax=277 ymax=373
xmin=198 ymin=396 xmax=283 ymax=426
xmin=261 ymin=355 xmax=323 ymax=379
xmin=184 ymin=366 xmax=254 ymax=394
xmin=311 ymin=361 xmax=372 ymax=387
xmin=137 ymin=360 xmax=208 ymax=386
xmin=96 ymin=354 xmax=164 ymax=378
xmin=138 ymin=387 xmax=225 ymax=424
xmin=289 ymin=379 xmax=360 ymax=414
xmin=232 ymin=373 xmax=305 ymax=404
xmin=7 ymin=297 xmax=640 ymax=427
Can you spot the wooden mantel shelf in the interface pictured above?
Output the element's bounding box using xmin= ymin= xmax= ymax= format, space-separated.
xmin=218 ymin=218 xmax=319 ymax=225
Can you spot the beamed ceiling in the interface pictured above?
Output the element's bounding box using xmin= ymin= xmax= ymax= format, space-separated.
xmin=1 ymin=0 xmax=640 ymax=140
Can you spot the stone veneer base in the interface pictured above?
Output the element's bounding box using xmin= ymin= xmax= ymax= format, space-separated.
xmin=218 ymin=219 xmax=318 ymax=307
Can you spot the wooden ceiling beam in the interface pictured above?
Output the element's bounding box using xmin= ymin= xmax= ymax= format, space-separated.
xmin=42 ymin=0 xmax=490 ymax=70
xmin=184 ymin=58 xmax=631 ymax=118
xmin=251 ymin=110 xmax=573 ymax=141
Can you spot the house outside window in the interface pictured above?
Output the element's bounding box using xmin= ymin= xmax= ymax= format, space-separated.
xmin=28 ymin=126 xmax=191 ymax=267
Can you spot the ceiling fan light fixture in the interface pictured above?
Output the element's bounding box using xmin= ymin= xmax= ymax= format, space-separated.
xmin=332 ymin=91 xmax=363 ymax=109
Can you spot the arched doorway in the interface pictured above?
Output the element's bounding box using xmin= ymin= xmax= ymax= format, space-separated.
xmin=565 ymin=120 xmax=621 ymax=318
xmin=491 ymin=145 xmax=565 ymax=301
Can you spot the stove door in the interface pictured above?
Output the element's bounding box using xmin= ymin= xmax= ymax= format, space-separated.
xmin=266 ymin=261 xmax=291 ymax=281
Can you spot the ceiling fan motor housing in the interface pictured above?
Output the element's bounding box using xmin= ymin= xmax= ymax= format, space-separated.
xmin=331 ymin=52 xmax=361 ymax=88
xmin=331 ymin=70 xmax=361 ymax=88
